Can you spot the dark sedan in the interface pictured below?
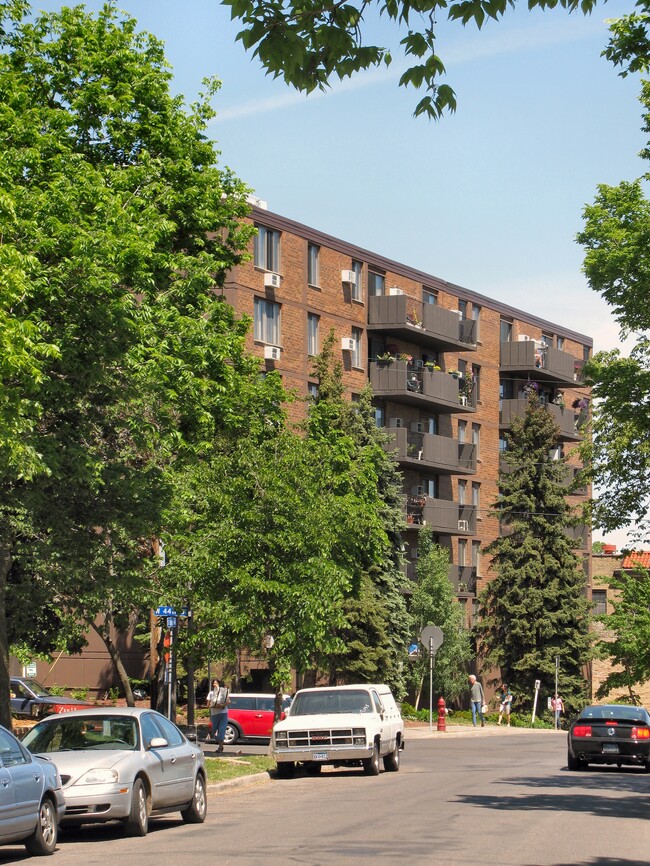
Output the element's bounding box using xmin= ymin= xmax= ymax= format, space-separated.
xmin=10 ymin=678 xmax=91 ymax=719
xmin=567 ymin=704 xmax=650 ymax=771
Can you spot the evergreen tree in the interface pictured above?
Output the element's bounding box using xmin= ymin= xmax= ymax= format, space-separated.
xmin=407 ymin=529 xmax=473 ymax=708
xmin=477 ymin=396 xmax=591 ymax=713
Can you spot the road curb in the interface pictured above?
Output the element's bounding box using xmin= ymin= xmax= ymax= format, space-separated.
xmin=207 ymin=772 xmax=272 ymax=792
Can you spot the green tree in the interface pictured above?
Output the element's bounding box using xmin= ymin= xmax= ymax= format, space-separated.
xmin=407 ymin=529 xmax=473 ymax=708
xmin=477 ymin=396 xmax=591 ymax=713
xmin=224 ymin=0 xmax=607 ymax=118
xmin=593 ymin=566 xmax=650 ymax=704
xmin=0 ymin=1 xmax=256 ymax=727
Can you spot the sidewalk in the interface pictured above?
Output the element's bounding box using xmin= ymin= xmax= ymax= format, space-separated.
xmin=405 ymin=721 xmax=562 ymax=738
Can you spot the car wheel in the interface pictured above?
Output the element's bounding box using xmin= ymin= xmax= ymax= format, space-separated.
xmin=305 ymin=763 xmax=322 ymax=775
xmin=383 ymin=742 xmax=400 ymax=772
xmin=124 ymin=778 xmax=149 ymax=837
xmin=567 ymin=750 xmax=583 ymax=771
xmin=181 ymin=774 xmax=207 ymax=824
xmin=25 ymin=796 xmax=58 ymax=855
xmin=224 ymin=723 xmax=239 ymax=745
xmin=363 ymin=742 xmax=380 ymax=776
xmin=276 ymin=762 xmax=296 ymax=779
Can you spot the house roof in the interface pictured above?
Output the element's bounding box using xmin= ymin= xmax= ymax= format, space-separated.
xmin=622 ymin=551 xmax=650 ymax=569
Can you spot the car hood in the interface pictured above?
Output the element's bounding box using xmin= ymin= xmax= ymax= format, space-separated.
xmin=274 ymin=712 xmax=381 ymax=732
xmin=42 ymin=696 xmax=92 ymax=706
xmin=35 ymin=749 xmax=133 ymax=778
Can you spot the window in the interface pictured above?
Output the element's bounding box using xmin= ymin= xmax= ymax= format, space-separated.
xmin=423 ymin=288 xmax=438 ymax=305
xmin=254 ymin=297 xmax=280 ymax=345
xmin=458 ymin=479 xmax=466 ymax=505
xmin=368 ymin=272 xmax=385 ymax=297
xmin=308 ymin=243 xmax=320 ymax=286
xmin=471 ymin=598 xmax=480 ymax=627
xmin=472 ymin=423 xmax=480 ymax=460
xmin=541 ymin=333 xmax=553 ymax=347
xmin=500 ymin=319 xmax=513 ymax=342
xmin=471 ymin=364 xmax=481 ymax=401
xmin=458 ymin=420 xmax=466 ymax=443
xmin=308 ymin=382 xmax=319 ymax=400
xmin=351 ymin=327 xmax=362 ymax=367
xmin=592 ymin=589 xmax=607 ymax=615
xmin=153 ymin=713 xmax=185 ymax=747
xmin=374 ymin=406 xmax=385 ymax=428
xmin=423 ymin=476 xmax=439 ymax=498
xmin=472 ymin=541 xmax=480 ymax=572
xmin=499 ymin=435 xmax=508 ymax=452
xmin=352 ymin=260 xmax=363 ymax=302
xmin=583 ymin=345 xmax=591 ymax=362
xmin=458 ymin=538 xmax=467 ymax=567
xmin=307 ymin=313 xmax=319 ymax=356
xmin=471 ymin=304 xmax=481 ymax=341
xmin=457 ymin=299 xmax=467 ymax=320
xmin=557 ymin=336 xmax=565 ymax=350
xmin=254 ymin=225 xmax=280 ymax=272
xmin=472 ymin=482 xmax=480 ymax=510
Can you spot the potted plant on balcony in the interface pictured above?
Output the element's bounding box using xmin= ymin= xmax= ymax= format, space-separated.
xmin=406 ymin=307 xmax=422 ymax=328
xmin=524 ymin=380 xmax=539 ymax=397
xmin=376 ymin=352 xmax=395 ymax=365
xmin=423 ymin=361 xmax=441 ymax=372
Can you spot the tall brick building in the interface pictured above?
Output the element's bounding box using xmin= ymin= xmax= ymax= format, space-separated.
xmin=224 ymin=202 xmax=593 ymax=625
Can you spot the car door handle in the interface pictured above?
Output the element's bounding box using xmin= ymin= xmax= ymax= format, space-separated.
xmin=33 ymin=773 xmax=41 ymax=782
xmin=1 ymin=778 xmax=9 ymax=788
xmin=170 ymin=757 xmax=176 ymax=764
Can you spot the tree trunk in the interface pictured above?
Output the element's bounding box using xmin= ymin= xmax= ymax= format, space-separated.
xmin=0 ymin=540 xmax=13 ymax=730
xmin=89 ymin=612 xmax=135 ymax=705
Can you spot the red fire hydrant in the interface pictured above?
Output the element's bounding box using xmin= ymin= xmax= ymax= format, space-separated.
xmin=437 ymin=697 xmax=447 ymax=732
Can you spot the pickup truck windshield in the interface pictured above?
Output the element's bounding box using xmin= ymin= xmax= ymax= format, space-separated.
xmin=290 ymin=689 xmax=373 ymax=716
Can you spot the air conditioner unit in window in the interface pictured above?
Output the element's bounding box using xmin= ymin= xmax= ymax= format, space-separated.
xmin=413 ymin=359 xmax=424 ymax=370
xmin=341 ymin=337 xmax=356 ymax=352
xmin=264 ymin=272 xmax=281 ymax=289
xmin=450 ymin=309 xmax=463 ymax=318
xmin=411 ymin=422 xmax=426 ymax=433
xmin=263 ymin=345 xmax=281 ymax=361
xmin=341 ymin=269 xmax=357 ymax=285
xmin=518 ymin=334 xmax=530 ymax=341
xmin=389 ymin=287 xmax=404 ymax=296
xmin=458 ymin=519 xmax=470 ymax=532
xmin=389 ymin=418 xmax=403 ymax=428
xmin=413 ymin=485 xmax=425 ymax=496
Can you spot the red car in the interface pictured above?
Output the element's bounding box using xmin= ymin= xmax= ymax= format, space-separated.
xmin=209 ymin=693 xmax=292 ymax=745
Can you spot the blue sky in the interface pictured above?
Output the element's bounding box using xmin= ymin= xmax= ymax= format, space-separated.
xmin=36 ymin=0 xmax=643 ymax=546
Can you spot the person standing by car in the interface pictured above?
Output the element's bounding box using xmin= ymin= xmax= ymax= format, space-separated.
xmin=468 ymin=675 xmax=485 ymax=727
xmin=551 ymin=694 xmax=564 ymax=729
xmin=207 ymin=678 xmax=230 ymax=753
xmin=497 ymin=684 xmax=512 ymax=727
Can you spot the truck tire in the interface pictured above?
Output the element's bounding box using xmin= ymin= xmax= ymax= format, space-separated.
xmin=363 ymin=743 xmax=380 ymax=776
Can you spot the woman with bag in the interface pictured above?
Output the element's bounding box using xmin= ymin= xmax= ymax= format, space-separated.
xmin=206 ymin=677 xmax=230 ymax=753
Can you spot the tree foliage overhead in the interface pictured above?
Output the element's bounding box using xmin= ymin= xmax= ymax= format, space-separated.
xmin=477 ymin=397 xmax=591 ymax=713
xmin=224 ymin=0 xmax=603 ymax=118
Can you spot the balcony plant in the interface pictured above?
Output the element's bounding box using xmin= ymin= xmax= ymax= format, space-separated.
xmin=406 ymin=308 xmax=422 ymax=327
xmin=448 ymin=368 xmax=460 ymax=379
xmin=423 ymin=361 xmax=441 ymax=371
xmin=376 ymin=352 xmax=395 ymax=365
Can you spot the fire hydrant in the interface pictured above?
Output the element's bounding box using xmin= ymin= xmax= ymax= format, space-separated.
xmin=437 ymin=697 xmax=447 ymax=732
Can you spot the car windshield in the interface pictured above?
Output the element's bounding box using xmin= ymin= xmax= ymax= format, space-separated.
xmin=579 ymin=705 xmax=646 ymax=723
xmin=289 ymin=689 xmax=373 ymax=716
xmin=23 ymin=716 xmax=139 ymax=752
xmin=19 ymin=679 xmax=51 ymax=697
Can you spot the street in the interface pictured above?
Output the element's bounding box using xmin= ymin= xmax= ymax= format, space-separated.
xmin=2 ymin=730 xmax=648 ymax=865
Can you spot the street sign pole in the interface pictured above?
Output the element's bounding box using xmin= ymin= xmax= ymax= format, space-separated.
xmin=532 ymin=678 xmax=541 ymax=724
xmin=420 ymin=625 xmax=444 ymax=734
xmin=555 ymin=656 xmax=559 ymax=731
xmin=429 ymin=638 xmax=434 ymax=733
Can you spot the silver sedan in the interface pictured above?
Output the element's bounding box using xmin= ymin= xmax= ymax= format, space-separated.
xmin=22 ymin=707 xmax=206 ymax=837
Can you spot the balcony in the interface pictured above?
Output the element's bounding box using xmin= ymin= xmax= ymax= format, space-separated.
xmin=385 ymin=426 xmax=476 ymax=474
xmin=370 ymin=361 xmax=476 ymax=413
xmin=448 ymin=565 xmax=478 ymax=596
xmin=565 ymin=523 xmax=589 ymax=550
xmin=367 ymin=296 xmax=477 ymax=351
xmin=405 ymin=496 xmax=477 ymax=535
xmin=500 ymin=398 xmax=583 ymax=441
xmin=500 ymin=341 xmax=582 ymax=385
xmin=499 ymin=458 xmax=589 ymax=494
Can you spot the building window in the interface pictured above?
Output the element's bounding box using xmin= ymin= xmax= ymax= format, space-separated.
xmin=351 ymin=327 xmax=362 ymax=367
xmin=457 ymin=299 xmax=467 ymax=320
xmin=471 ymin=364 xmax=481 ymax=401
xmin=423 ymin=476 xmax=439 ymax=498
xmin=368 ymin=272 xmax=385 ymax=297
xmin=472 ymin=540 xmax=480 ymax=572
xmin=500 ymin=319 xmax=512 ymax=342
xmin=307 ymin=313 xmax=319 ymax=356
xmin=307 ymin=382 xmax=319 ymax=400
xmin=471 ymin=304 xmax=481 ymax=342
xmin=458 ymin=538 xmax=467 ymax=567
xmin=541 ymin=333 xmax=554 ymax=347
xmin=458 ymin=420 xmax=466 ymax=444
xmin=499 ymin=435 xmax=508 ymax=452
xmin=472 ymin=482 xmax=480 ymax=511
xmin=557 ymin=336 xmax=565 ymax=350
xmin=458 ymin=479 xmax=466 ymax=505
xmin=307 ymin=243 xmax=320 ymax=286
xmin=583 ymin=345 xmax=591 ymax=362
xmin=592 ymin=589 xmax=607 ymax=615
xmin=254 ymin=226 xmax=280 ymax=273
xmin=423 ymin=288 xmax=438 ymax=305
xmin=254 ymin=297 xmax=280 ymax=345
xmin=471 ymin=598 xmax=479 ymax=627
xmin=352 ymin=260 xmax=363 ymax=302
xmin=374 ymin=406 xmax=385 ymax=428
xmin=472 ymin=423 xmax=480 ymax=460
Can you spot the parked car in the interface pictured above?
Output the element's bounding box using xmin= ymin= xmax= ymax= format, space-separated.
xmin=567 ymin=704 xmax=650 ymax=771
xmin=0 ymin=723 xmax=65 ymax=856
xmin=271 ymin=683 xmax=404 ymax=778
xmin=10 ymin=678 xmax=92 ymax=719
xmin=209 ymin=693 xmax=292 ymax=744
xmin=22 ymin=707 xmax=207 ymax=836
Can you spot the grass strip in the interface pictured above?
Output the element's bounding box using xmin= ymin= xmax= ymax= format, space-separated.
xmin=205 ymin=754 xmax=275 ymax=784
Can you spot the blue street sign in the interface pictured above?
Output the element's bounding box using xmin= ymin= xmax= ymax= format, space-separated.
xmin=180 ymin=607 xmax=192 ymax=618
xmin=166 ymin=616 xmax=177 ymax=629
xmin=155 ymin=605 xmax=177 ymax=617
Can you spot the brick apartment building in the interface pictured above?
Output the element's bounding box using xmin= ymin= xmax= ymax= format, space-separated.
xmin=223 ymin=201 xmax=593 ymax=627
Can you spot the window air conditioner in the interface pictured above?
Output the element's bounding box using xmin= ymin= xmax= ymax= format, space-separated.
xmin=451 ymin=310 xmax=463 ymax=318
xmin=414 ymin=485 xmax=425 ymax=496
xmin=458 ymin=519 xmax=470 ymax=532
xmin=264 ymin=272 xmax=281 ymax=288
xmin=413 ymin=359 xmax=424 ymax=370
xmin=341 ymin=269 xmax=357 ymax=285
xmin=341 ymin=337 xmax=356 ymax=352
xmin=264 ymin=345 xmax=281 ymax=361
xmin=518 ymin=334 xmax=530 ymax=341
xmin=389 ymin=287 xmax=404 ymax=296
xmin=389 ymin=418 xmax=403 ymax=428
xmin=411 ymin=422 xmax=426 ymax=433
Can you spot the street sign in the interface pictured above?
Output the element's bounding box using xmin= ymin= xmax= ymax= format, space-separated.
xmin=155 ymin=605 xmax=177 ymax=617
xmin=408 ymin=643 xmax=420 ymax=657
xmin=25 ymin=662 xmax=37 ymax=678
xmin=420 ymin=625 xmax=444 ymax=652
xmin=166 ymin=616 xmax=177 ymax=629
xmin=180 ymin=607 xmax=192 ymax=618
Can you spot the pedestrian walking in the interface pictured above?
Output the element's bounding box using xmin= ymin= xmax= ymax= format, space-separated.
xmin=207 ymin=677 xmax=230 ymax=753
xmin=497 ymin=683 xmax=512 ymax=727
xmin=551 ymin=694 xmax=564 ymax=729
xmin=468 ymin=674 xmax=485 ymax=727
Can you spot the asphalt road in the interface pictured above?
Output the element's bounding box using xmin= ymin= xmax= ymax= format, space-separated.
xmin=3 ymin=729 xmax=648 ymax=865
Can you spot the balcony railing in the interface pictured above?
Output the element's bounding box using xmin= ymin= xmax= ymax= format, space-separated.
xmin=404 ymin=495 xmax=477 ymax=535
xmin=370 ymin=361 xmax=476 ymax=413
xmin=565 ymin=523 xmax=589 ymax=550
xmin=385 ymin=426 xmax=477 ymax=474
xmin=500 ymin=398 xmax=583 ymax=440
xmin=500 ymin=341 xmax=581 ymax=385
xmin=448 ymin=565 xmax=477 ymax=595
xmin=367 ymin=295 xmax=477 ymax=351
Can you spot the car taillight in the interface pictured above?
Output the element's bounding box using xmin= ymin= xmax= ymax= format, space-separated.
xmin=605 ymin=720 xmax=618 ymax=726
xmin=573 ymin=725 xmax=592 ymax=737
xmin=631 ymin=726 xmax=650 ymax=739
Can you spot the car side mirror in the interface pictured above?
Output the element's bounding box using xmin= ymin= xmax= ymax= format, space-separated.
xmin=148 ymin=737 xmax=168 ymax=750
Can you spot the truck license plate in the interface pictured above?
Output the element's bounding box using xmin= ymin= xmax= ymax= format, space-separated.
xmin=312 ymin=752 xmax=328 ymax=761
xmin=602 ymin=743 xmax=619 ymax=754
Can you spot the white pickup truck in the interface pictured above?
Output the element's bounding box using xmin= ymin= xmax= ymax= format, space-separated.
xmin=270 ymin=683 xmax=404 ymax=777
